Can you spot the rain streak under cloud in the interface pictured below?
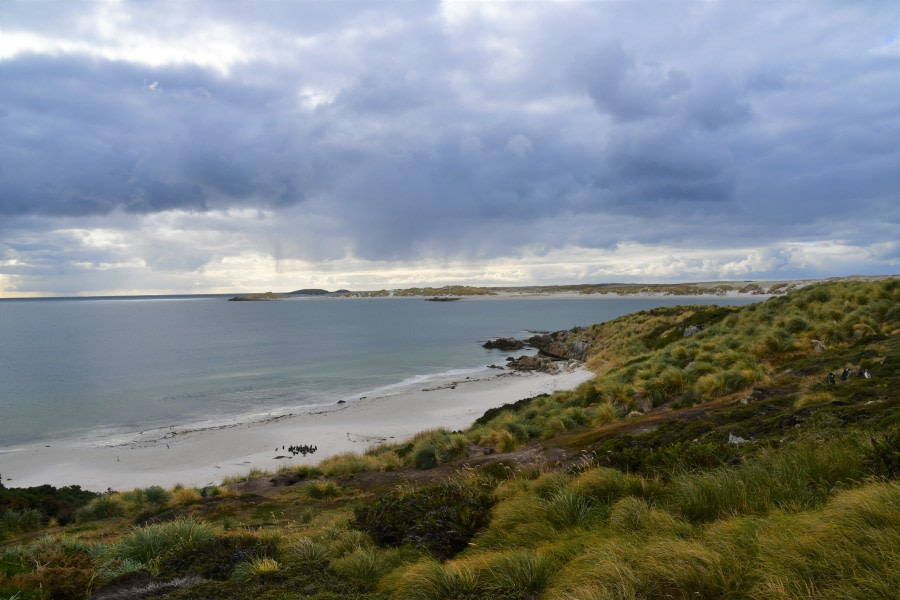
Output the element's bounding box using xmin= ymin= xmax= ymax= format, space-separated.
xmin=1 ymin=0 xmax=898 ymax=296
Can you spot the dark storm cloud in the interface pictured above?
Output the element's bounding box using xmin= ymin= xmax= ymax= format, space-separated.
xmin=0 ymin=53 xmax=307 ymax=217
xmin=581 ymin=43 xmax=691 ymax=121
xmin=1 ymin=0 xmax=898 ymax=295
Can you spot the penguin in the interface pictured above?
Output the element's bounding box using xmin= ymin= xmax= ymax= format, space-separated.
xmin=841 ymin=368 xmax=852 ymax=381
xmin=827 ymin=372 xmax=836 ymax=385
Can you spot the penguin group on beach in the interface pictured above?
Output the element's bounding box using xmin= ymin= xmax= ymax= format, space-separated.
xmin=275 ymin=444 xmax=318 ymax=456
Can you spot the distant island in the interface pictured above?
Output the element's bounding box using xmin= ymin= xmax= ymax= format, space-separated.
xmin=228 ymin=291 xmax=287 ymax=301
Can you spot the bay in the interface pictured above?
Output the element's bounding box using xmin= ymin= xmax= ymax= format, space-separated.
xmin=0 ymin=294 xmax=763 ymax=447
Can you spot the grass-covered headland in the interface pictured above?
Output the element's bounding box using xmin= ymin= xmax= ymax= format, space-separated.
xmin=2 ymin=278 xmax=898 ymax=599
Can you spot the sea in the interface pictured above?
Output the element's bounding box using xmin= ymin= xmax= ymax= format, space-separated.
xmin=0 ymin=294 xmax=764 ymax=448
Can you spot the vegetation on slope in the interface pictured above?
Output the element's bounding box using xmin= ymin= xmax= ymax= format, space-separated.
xmin=1 ymin=278 xmax=897 ymax=599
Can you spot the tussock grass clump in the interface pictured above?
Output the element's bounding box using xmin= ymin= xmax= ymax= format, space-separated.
xmin=332 ymin=546 xmax=410 ymax=586
xmin=589 ymin=402 xmax=619 ymax=426
xmin=169 ymin=484 xmax=203 ymax=505
xmin=117 ymin=518 xmax=215 ymax=564
xmin=608 ymin=496 xmax=653 ymax=532
xmin=118 ymin=485 xmax=172 ymax=509
xmin=319 ymin=452 xmax=382 ymax=476
xmin=326 ymin=528 xmax=371 ymax=558
xmin=289 ymin=537 xmax=331 ymax=567
xmin=389 ymin=558 xmax=481 ymax=600
xmin=749 ymin=481 xmax=900 ymax=598
xmin=543 ymin=488 xmax=599 ymax=529
xmin=0 ymin=509 xmax=46 ymax=534
xmin=304 ymin=480 xmax=342 ymax=499
xmin=528 ymin=470 xmax=570 ymax=499
xmin=669 ymin=435 xmax=868 ymax=522
xmin=483 ymin=550 xmax=558 ymax=596
xmin=275 ymin=463 xmax=322 ymax=478
xmin=230 ymin=556 xmax=279 ymax=582
xmin=74 ymin=494 xmax=124 ymax=522
xmin=221 ymin=467 xmax=271 ymax=485
xmin=571 ymin=466 xmax=657 ymax=505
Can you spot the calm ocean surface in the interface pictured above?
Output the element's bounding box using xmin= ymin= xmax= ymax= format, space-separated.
xmin=0 ymin=295 xmax=764 ymax=447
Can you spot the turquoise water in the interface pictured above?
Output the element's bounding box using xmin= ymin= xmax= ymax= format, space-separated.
xmin=0 ymin=295 xmax=763 ymax=446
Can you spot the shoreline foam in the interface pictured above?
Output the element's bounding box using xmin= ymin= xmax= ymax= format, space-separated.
xmin=0 ymin=367 xmax=593 ymax=492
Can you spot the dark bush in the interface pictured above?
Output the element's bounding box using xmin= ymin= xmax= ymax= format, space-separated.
xmin=865 ymin=427 xmax=900 ymax=478
xmin=352 ymin=478 xmax=495 ymax=559
xmin=161 ymin=534 xmax=278 ymax=580
xmin=475 ymin=394 xmax=547 ymax=426
xmin=6 ymin=549 xmax=95 ymax=600
xmin=412 ymin=443 xmax=439 ymax=470
xmin=0 ymin=484 xmax=97 ymax=525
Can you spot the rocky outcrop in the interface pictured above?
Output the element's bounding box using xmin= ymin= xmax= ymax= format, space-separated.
xmin=506 ymin=355 xmax=560 ymax=374
xmin=483 ymin=338 xmax=526 ymax=351
xmin=527 ymin=328 xmax=592 ymax=360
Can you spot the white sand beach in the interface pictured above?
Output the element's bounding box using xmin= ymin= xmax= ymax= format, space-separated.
xmin=0 ymin=368 xmax=593 ymax=492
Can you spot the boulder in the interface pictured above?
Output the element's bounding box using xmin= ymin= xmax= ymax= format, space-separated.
xmin=527 ymin=332 xmax=591 ymax=360
xmin=683 ymin=324 xmax=701 ymax=337
xmin=482 ymin=337 xmax=526 ymax=351
xmin=506 ymin=354 xmax=560 ymax=374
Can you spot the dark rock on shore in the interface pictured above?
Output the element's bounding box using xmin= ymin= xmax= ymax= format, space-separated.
xmin=506 ymin=354 xmax=560 ymax=374
xmin=527 ymin=328 xmax=592 ymax=360
xmin=483 ymin=337 xmax=526 ymax=351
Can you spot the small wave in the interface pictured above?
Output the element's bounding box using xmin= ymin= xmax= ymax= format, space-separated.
xmin=354 ymin=366 xmax=492 ymax=398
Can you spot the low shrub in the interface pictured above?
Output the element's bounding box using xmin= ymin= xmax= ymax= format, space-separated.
xmin=0 ymin=484 xmax=97 ymax=526
xmin=864 ymin=427 xmax=900 ymax=478
xmin=353 ymin=477 xmax=495 ymax=559
xmin=0 ymin=509 xmax=45 ymax=534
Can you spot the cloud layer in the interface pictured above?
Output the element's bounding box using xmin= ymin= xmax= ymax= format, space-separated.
xmin=1 ymin=1 xmax=898 ymax=295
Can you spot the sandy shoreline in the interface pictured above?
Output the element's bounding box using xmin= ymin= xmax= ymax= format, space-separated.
xmin=0 ymin=368 xmax=593 ymax=492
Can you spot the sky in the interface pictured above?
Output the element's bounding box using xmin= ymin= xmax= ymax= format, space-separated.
xmin=1 ymin=0 xmax=898 ymax=297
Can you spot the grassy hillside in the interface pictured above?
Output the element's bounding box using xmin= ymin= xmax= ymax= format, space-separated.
xmin=1 ymin=278 xmax=897 ymax=599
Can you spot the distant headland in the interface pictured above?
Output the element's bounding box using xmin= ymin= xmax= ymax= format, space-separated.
xmin=226 ymin=278 xmax=838 ymax=301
